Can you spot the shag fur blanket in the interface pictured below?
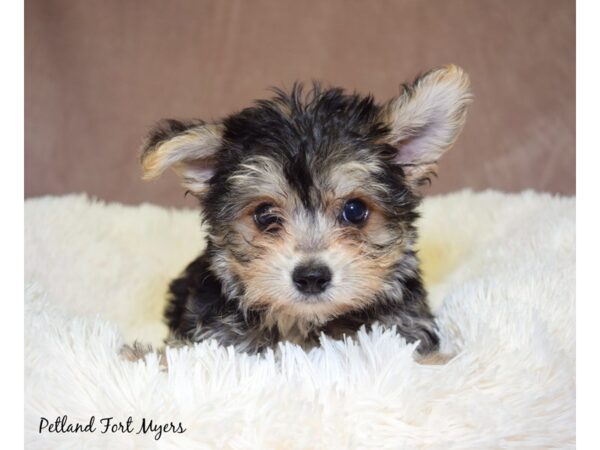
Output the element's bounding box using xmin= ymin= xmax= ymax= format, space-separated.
xmin=25 ymin=190 xmax=575 ymax=449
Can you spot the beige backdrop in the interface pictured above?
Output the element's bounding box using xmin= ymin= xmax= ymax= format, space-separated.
xmin=25 ymin=0 xmax=575 ymax=208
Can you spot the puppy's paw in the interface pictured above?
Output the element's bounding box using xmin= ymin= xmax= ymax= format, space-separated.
xmin=415 ymin=352 xmax=455 ymax=366
xmin=119 ymin=342 xmax=169 ymax=370
xmin=119 ymin=341 xmax=154 ymax=362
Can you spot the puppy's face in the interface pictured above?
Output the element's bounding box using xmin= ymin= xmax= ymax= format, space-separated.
xmin=205 ymin=147 xmax=415 ymax=321
xmin=141 ymin=65 xmax=471 ymax=321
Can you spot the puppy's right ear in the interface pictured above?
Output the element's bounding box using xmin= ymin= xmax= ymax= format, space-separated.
xmin=141 ymin=119 xmax=223 ymax=194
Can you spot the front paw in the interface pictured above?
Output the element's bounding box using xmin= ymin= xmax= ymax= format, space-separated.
xmin=119 ymin=341 xmax=169 ymax=369
xmin=119 ymin=341 xmax=154 ymax=362
xmin=415 ymin=352 xmax=455 ymax=365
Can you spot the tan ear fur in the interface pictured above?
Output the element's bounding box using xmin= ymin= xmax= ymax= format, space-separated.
xmin=381 ymin=65 xmax=472 ymax=185
xmin=140 ymin=120 xmax=223 ymax=193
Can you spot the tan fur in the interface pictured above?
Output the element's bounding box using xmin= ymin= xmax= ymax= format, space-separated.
xmin=380 ymin=64 xmax=472 ymax=186
xmin=222 ymin=196 xmax=407 ymax=339
xmin=415 ymin=352 xmax=455 ymax=366
xmin=227 ymin=156 xmax=291 ymax=200
xmin=119 ymin=342 xmax=168 ymax=368
xmin=200 ymin=150 xmax=417 ymax=339
xmin=141 ymin=124 xmax=223 ymax=192
xmin=326 ymin=160 xmax=388 ymax=199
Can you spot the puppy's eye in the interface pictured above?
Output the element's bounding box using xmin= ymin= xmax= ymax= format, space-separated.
xmin=254 ymin=203 xmax=282 ymax=230
xmin=341 ymin=199 xmax=369 ymax=226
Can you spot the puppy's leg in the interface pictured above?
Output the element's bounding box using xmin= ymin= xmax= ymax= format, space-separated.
xmin=401 ymin=321 xmax=454 ymax=365
xmin=385 ymin=312 xmax=454 ymax=365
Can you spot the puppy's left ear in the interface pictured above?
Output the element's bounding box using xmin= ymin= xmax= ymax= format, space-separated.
xmin=140 ymin=119 xmax=224 ymax=194
xmin=381 ymin=65 xmax=472 ymax=186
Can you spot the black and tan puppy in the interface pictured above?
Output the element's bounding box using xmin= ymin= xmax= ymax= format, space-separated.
xmin=136 ymin=65 xmax=471 ymax=358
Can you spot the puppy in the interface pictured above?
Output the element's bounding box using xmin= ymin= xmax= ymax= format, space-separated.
xmin=134 ymin=65 xmax=471 ymax=359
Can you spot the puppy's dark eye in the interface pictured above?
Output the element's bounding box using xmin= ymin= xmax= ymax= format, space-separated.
xmin=254 ymin=203 xmax=282 ymax=230
xmin=341 ymin=199 xmax=369 ymax=225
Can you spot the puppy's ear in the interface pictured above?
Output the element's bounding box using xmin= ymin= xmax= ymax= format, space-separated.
xmin=381 ymin=65 xmax=472 ymax=186
xmin=140 ymin=119 xmax=224 ymax=193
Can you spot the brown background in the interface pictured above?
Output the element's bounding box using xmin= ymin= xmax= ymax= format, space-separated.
xmin=25 ymin=0 xmax=575 ymax=208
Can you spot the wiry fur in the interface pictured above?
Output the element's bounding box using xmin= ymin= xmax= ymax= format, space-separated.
xmin=139 ymin=65 xmax=471 ymax=356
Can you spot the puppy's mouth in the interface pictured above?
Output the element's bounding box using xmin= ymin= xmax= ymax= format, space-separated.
xmin=294 ymin=292 xmax=332 ymax=304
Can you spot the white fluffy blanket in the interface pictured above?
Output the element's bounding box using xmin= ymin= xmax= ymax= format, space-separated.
xmin=25 ymin=191 xmax=575 ymax=449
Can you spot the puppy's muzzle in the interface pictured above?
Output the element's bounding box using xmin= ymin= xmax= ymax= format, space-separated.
xmin=292 ymin=262 xmax=332 ymax=295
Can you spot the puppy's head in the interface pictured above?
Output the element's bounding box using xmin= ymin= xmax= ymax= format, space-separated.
xmin=142 ymin=65 xmax=471 ymax=322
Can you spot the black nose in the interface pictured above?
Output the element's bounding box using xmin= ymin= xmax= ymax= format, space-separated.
xmin=292 ymin=263 xmax=332 ymax=295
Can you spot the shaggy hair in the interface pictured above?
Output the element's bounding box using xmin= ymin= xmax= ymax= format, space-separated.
xmin=138 ymin=65 xmax=471 ymax=356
